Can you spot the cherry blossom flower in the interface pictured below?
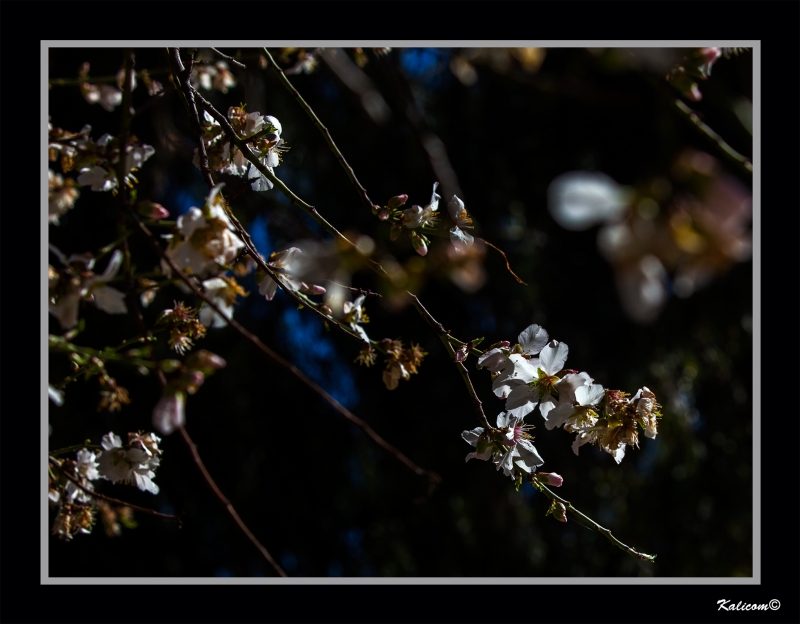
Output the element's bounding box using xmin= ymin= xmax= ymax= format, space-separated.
xmin=402 ymin=182 xmax=440 ymax=229
xmin=163 ymin=184 xmax=245 ymax=284
xmin=48 ymin=247 xmax=128 ymax=329
xmin=447 ymin=195 xmax=474 ymax=252
xmin=64 ymin=449 xmax=100 ymax=504
xmin=544 ymin=372 xmax=604 ymax=430
xmin=343 ymin=295 xmax=370 ymax=342
xmin=198 ymin=276 xmax=245 ymax=328
xmin=96 ymin=432 xmax=161 ymax=494
xmin=496 ymin=340 xmax=569 ymax=420
xmin=462 ymin=412 xmax=545 ymax=479
xmin=259 ymin=247 xmax=304 ymax=300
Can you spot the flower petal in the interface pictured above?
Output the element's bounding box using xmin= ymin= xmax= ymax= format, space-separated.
xmin=540 ymin=340 xmax=569 ymax=375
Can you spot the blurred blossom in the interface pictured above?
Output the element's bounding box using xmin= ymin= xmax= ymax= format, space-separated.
xmin=548 ymin=171 xmax=630 ymax=231
xmin=615 ymin=255 xmax=668 ymax=324
xmin=551 ymin=153 xmax=750 ymax=323
xmin=449 ymin=48 xmax=546 ymax=86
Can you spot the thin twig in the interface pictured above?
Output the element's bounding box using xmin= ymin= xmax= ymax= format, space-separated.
xmin=673 ymin=99 xmax=753 ymax=175
xmin=168 ymin=49 xmax=216 ymax=188
xmin=210 ymin=47 xmax=247 ymax=69
xmin=325 ymin=280 xmax=382 ymax=298
xmin=531 ymin=477 xmax=656 ymax=562
xmin=177 ymin=428 xmax=286 ymax=577
xmin=49 ymin=457 xmax=183 ymax=527
xmin=479 ymin=238 xmax=528 ymax=285
xmin=407 ymin=293 xmax=492 ymax=431
xmin=264 ymin=48 xmax=376 ymax=214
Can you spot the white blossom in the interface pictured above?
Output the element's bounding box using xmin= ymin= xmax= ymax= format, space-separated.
xmin=402 ymin=182 xmax=440 ymax=229
xmin=163 ymin=184 xmax=245 ymax=284
xmin=447 ymin=195 xmax=474 ymax=252
xmin=259 ymin=247 xmax=303 ymax=300
xmin=48 ymin=248 xmax=128 ymax=329
xmin=496 ymin=340 xmax=569 ymax=420
xmin=96 ymin=432 xmax=160 ymax=494
xmin=543 ymin=372 xmax=603 ymax=430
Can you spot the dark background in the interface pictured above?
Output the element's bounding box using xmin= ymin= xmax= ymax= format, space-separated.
xmin=47 ymin=46 xmax=754 ymax=580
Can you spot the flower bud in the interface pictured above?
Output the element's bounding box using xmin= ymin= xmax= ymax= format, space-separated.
xmin=454 ymin=347 xmax=467 ymax=363
xmin=378 ymin=209 xmax=390 ymax=221
xmin=307 ymin=284 xmax=327 ymax=295
xmin=387 ymin=194 xmax=408 ymax=210
xmin=489 ymin=340 xmax=511 ymax=350
xmin=410 ymin=231 xmax=428 ymax=257
xmin=537 ymin=472 xmax=563 ymax=487
xmin=371 ymin=204 xmax=382 ymax=215
xmin=389 ymin=223 xmax=403 ymax=241
xmin=546 ymin=499 xmax=568 ymax=523
xmin=137 ymin=201 xmax=169 ymax=219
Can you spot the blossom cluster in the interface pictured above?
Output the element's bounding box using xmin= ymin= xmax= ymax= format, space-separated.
xmin=192 ymin=107 xmax=288 ymax=192
xmin=476 ymin=323 xmax=661 ymax=463
xmin=48 ymin=122 xmax=155 ymax=194
xmin=49 ymin=432 xmax=162 ymax=540
xmin=376 ymin=182 xmax=475 ymax=256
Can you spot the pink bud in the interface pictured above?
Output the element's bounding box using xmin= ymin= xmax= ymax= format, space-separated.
xmin=138 ymin=201 xmax=170 ymax=220
xmin=537 ymin=472 xmax=563 ymax=487
xmin=490 ymin=340 xmax=511 ymax=349
xmin=411 ymin=233 xmax=428 ymax=257
xmin=378 ymin=210 xmax=390 ymax=221
xmin=555 ymin=502 xmax=567 ymax=522
xmin=387 ymin=194 xmax=408 ymax=209
xmin=454 ymin=349 xmax=466 ymax=363
xmin=307 ymin=284 xmax=327 ymax=295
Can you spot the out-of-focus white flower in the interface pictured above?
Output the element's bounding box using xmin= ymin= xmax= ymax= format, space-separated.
xmin=447 ymin=195 xmax=474 ymax=252
xmin=77 ymin=165 xmax=117 ymax=192
xmin=614 ymin=254 xmax=668 ymax=324
xmin=48 ymin=384 xmax=65 ymax=406
xmin=97 ymin=432 xmax=160 ymax=494
xmin=198 ymin=276 xmax=243 ymax=328
xmin=48 ymin=248 xmax=128 ymax=329
xmin=259 ymin=247 xmax=304 ymax=300
xmin=48 ymin=170 xmax=80 ymax=224
xmin=548 ymin=171 xmax=630 ymax=231
xmin=382 ymin=361 xmax=410 ymax=390
xmin=83 ymin=84 xmax=123 ymax=111
xmin=152 ymin=390 xmax=186 ymax=436
xmin=403 ymin=182 xmax=440 ymax=229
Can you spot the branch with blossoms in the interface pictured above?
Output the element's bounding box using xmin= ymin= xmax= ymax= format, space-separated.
xmin=48 ymin=46 xmax=681 ymax=575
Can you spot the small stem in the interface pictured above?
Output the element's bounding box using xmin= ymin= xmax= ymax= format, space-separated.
xmin=48 ymin=336 xmax=161 ymax=370
xmin=263 ymin=48 xmax=376 ymax=214
xmin=531 ymin=477 xmax=656 ymax=562
xmin=177 ymin=428 xmax=285 ymax=577
xmin=210 ymin=47 xmax=246 ymax=69
xmin=407 ymin=293 xmax=492 ymax=431
xmin=673 ymin=99 xmax=753 ymax=175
